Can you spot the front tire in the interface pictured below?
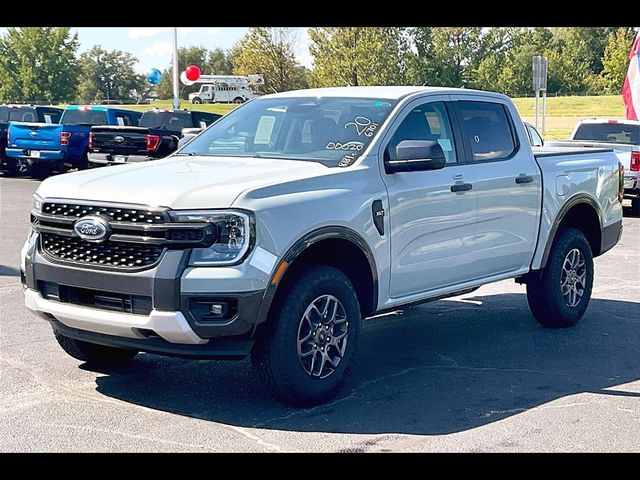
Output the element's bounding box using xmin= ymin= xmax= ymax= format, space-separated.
xmin=192 ymin=97 xmax=202 ymax=104
xmin=526 ymin=228 xmax=594 ymax=328
xmin=252 ymin=266 xmax=361 ymax=407
xmin=54 ymin=330 xmax=138 ymax=365
xmin=630 ymin=197 xmax=640 ymax=217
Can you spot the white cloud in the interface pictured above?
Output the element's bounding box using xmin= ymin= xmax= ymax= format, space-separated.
xmin=177 ymin=28 xmax=195 ymax=35
xmin=205 ymin=28 xmax=222 ymax=36
xmin=143 ymin=41 xmax=173 ymax=57
xmin=128 ymin=28 xmax=167 ymax=39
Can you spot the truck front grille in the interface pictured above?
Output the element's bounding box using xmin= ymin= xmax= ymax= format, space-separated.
xmin=41 ymin=232 xmax=164 ymax=270
xmin=43 ymin=202 xmax=167 ymax=224
xmin=32 ymin=201 xmax=212 ymax=272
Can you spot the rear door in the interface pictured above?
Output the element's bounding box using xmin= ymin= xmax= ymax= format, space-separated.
xmin=383 ymin=96 xmax=478 ymax=297
xmin=451 ymin=97 xmax=541 ymax=277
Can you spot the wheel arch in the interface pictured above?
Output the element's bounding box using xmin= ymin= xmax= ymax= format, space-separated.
xmin=540 ymin=194 xmax=603 ymax=268
xmin=254 ymin=226 xmax=379 ymax=334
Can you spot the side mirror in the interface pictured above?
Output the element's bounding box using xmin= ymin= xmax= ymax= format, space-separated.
xmin=384 ymin=140 xmax=446 ymax=174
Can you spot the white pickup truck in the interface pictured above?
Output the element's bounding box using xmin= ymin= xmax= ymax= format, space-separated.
xmin=21 ymin=87 xmax=624 ymax=406
xmin=547 ymin=118 xmax=640 ymax=215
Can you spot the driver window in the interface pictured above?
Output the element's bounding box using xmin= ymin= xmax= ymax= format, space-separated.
xmin=387 ymin=102 xmax=457 ymax=164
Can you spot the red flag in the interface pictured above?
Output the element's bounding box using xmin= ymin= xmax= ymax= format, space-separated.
xmin=622 ymin=31 xmax=640 ymax=120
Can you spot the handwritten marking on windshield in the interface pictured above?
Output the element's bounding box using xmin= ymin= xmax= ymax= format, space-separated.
xmin=344 ymin=117 xmax=378 ymax=137
xmin=326 ymin=141 xmax=364 ymax=151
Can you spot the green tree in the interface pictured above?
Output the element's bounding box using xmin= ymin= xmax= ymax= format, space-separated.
xmin=602 ymin=28 xmax=636 ymax=94
xmin=472 ymin=28 xmax=554 ymax=95
xmin=0 ymin=27 xmax=80 ymax=103
xmin=206 ymin=48 xmax=233 ymax=75
xmin=77 ymin=46 xmax=145 ymax=103
xmin=232 ymin=28 xmax=307 ymax=92
xmin=308 ymin=27 xmax=408 ymax=87
xmin=157 ymin=46 xmax=208 ymax=99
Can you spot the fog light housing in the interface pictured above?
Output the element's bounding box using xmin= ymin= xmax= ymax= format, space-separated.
xmin=189 ymin=298 xmax=238 ymax=323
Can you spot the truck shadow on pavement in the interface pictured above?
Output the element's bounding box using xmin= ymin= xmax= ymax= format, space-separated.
xmin=91 ymin=293 xmax=639 ymax=435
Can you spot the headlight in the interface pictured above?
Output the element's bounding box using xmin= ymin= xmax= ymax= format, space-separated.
xmin=32 ymin=193 xmax=43 ymax=213
xmin=169 ymin=210 xmax=253 ymax=266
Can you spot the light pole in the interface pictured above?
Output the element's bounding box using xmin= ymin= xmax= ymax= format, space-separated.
xmin=172 ymin=27 xmax=180 ymax=109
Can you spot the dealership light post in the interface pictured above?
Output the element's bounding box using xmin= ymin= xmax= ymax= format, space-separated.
xmin=172 ymin=27 xmax=180 ymax=110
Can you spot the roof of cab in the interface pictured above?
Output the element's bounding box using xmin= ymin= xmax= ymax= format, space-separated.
xmin=263 ymin=85 xmax=509 ymax=101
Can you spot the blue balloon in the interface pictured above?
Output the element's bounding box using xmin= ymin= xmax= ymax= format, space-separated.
xmin=145 ymin=68 xmax=163 ymax=85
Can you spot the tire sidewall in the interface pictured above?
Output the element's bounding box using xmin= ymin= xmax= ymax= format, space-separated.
xmin=271 ymin=266 xmax=361 ymax=400
xmin=545 ymin=228 xmax=594 ymax=325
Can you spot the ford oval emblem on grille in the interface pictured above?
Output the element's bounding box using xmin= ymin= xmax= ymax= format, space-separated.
xmin=73 ymin=216 xmax=111 ymax=243
xmin=114 ymin=136 xmax=124 ymax=142
xmin=30 ymin=131 xmax=38 ymax=137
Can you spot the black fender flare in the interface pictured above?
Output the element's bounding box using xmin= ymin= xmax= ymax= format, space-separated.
xmin=253 ymin=226 xmax=379 ymax=331
xmin=539 ymin=193 xmax=602 ymax=268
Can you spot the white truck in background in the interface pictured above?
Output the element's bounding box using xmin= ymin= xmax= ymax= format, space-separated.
xmin=188 ymin=74 xmax=264 ymax=105
xmin=546 ymin=118 xmax=640 ymax=215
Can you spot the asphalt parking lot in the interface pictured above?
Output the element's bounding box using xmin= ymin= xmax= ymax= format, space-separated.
xmin=0 ymin=175 xmax=638 ymax=452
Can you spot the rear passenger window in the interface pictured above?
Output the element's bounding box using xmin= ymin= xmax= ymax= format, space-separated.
xmin=457 ymin=101 xmax=516 ymax=161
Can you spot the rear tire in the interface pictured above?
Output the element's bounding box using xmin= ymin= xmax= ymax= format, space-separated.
xmin=30 ymin=163 xmax=51 ymax=179
xmin=252 ymin=266 xmax=361 ymax=407
xmin=526 ymin=228 xmax=594 ymax=328
xmin=5 ymin=158 xmax=29 ymax=177
xmin=76 ymin=151 xmax=89 ymax=171
xmin=54 ymin=330 xmax=138 ymax=365
xmin=631 ymin=198 xmax=640 ymax=217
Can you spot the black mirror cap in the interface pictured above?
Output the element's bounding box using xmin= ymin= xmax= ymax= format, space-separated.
xmin=385 ymin=140 xmax=446 ymax=173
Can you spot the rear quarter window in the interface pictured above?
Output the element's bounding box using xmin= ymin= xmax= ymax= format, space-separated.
xmin=457 ymin=101 xmax=517 ymax=161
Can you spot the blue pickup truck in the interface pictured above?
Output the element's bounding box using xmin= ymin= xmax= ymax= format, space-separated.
xmin=6 ymin=106 xmax=142 ymax=178
xmin=1 ymin=104 xmax=64 ymax=176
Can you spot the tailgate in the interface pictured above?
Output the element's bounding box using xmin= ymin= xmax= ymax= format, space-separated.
xmin=90 ymin=126 xmax=149 ymax=154
xmin=8 ymin=122 xmax=62 ymax=150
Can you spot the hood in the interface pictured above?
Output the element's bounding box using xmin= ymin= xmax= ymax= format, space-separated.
xmin=37 ymin=156 xmax=329 ymax=209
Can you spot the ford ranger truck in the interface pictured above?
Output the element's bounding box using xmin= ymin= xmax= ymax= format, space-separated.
xmin=6 ymin=106 xmax=142 ymax=178
xmin=546 ymin=119 xmax=640 ymax=215
xmin=1 ymin=104 xmax=63 ymax=176
xmin=88 ymin=108 xmax=221 ymax=167
xmin=21 ymin=87 xmax=624 ymax=406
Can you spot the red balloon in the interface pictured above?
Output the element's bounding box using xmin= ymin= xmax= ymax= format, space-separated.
xmin=185 ymin=65 xmax=201 ymax=81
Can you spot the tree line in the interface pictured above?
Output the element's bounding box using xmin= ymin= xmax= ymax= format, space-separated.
xmin=0 ymin=27 xmax=636 ymax=104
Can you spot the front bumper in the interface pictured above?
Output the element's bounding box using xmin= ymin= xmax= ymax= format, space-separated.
xmin=22 ymin=239 xmax=271 ymax=358
xmin=88 ymin=152 xmax=155 ymax=165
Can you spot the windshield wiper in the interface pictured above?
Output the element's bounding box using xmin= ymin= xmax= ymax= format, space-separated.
xmin=174 ymin=152 xmax=198 ymax=156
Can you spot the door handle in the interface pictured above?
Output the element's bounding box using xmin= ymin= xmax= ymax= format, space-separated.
xmin=515 ymin=174 xmax=534 ymax=184
xmin=451 ymin=183 xmax=473 ymax=192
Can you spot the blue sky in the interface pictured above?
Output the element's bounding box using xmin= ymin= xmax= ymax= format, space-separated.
xmin=0 ymin=27 xmax=312 ymax=73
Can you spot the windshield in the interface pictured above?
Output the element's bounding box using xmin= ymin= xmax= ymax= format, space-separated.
xmin=61 ymin=109 xmax=108 ymax=126
xmin=574 ymin=123 xmax=640 ymax=145
xmin=179 ymin=96 xmax=397 ymax=166
xmin=140 ymin=111 xmax=193 ymax=130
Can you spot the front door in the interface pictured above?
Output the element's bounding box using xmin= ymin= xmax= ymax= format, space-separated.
xmin=382 ymin=98 xmax=478 ymax=298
